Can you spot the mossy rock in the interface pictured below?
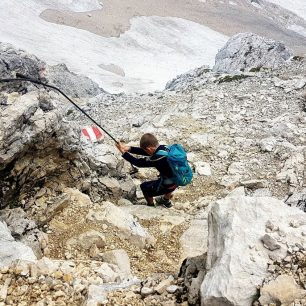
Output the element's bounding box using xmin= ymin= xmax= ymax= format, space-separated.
xmin=292 ymin=55 xmax=304 ymax=61
xmin=217 ymin=74 xmax=250 ymax=83
xmin=249 ymin=66 xmax=262 ymax=72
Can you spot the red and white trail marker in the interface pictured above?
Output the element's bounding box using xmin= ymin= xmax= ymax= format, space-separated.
xmin=81 ymin=126 xmax=104 ymax=143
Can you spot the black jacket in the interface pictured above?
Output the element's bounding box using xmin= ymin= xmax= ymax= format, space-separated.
xmin=122 ymin=145 xmax=173 ymax=179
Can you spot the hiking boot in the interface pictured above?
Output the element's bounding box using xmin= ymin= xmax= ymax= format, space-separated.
xmin=155 ymin=196 xmax=173 ymax=208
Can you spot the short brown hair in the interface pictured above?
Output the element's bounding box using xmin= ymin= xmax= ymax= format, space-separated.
xmin=140 ymin=133 xmax=158 ymax=149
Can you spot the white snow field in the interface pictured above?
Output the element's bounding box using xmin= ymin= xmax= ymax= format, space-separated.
xmin=38 ymin=0 xmax=102 ymax=12
xmin=265 ymin=0 xmax=306 ymax=22
xmin=0 ymin=0 xmax=228 ymax=93
xmin=288 ymin=24 xmax=306 ymax=38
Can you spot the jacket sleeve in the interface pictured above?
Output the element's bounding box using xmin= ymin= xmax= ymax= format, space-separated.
xmin=129 ymin=146 xmax=149 ymax=156
xmin=122 ymin=152 xmax=165 ymax=168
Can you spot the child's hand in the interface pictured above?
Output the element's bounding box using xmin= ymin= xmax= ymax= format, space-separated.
xmin=116 ymin=142 xmax=130 ymax=153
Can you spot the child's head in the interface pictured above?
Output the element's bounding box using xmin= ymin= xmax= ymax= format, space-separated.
xmin=140 ymin=133 xmax=159 ymax=155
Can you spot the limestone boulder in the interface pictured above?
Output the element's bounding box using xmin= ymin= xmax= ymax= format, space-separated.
xmin=285 ymin=189 xmax=306 ymax=212
xmin=35 ymin=257 xmax=60 ymax=275
xmin=99 ymin=177 xmax=122 ymax=199
xmin=201 ymin=195 xmax=306 ymax=306
xmin=0 ymin=91 xmax=64 ymax=169
xmin=213 ymin=33 xmax=292 ymax=73
xmin=46 ymin=63 xmax=105 ymax=98
xmin=0 ymin=221 xmax=36 ymax=268
xmin=179 ymin=253 xmax=207 ymax=305
xmin=194 ymin=162 xmax=212 ymax=176
xmin=101 ymin=249 xmax=131 ymax=280
xmin=180 ymin=218 xmax=208 ymax=259
xmin=94 ymin=263 xmax=120 ymax=283
xmin=122 ymin=205 xmax=186 ymax=234
xmin=0 ymin=42 xmax=45 ymax=93
xmin=67 ymin=230 xmax=106 ymax=250
xmin=259 ymin=275 xmax=306 ymax=305
xmin=84 ymin=144 xmax=120 ymax=176
xmin=86 ymin=279 xmax=139 ymax=306
xmin=87 ymin=201 xmax=155 ymax=248
xmin=0 ymin=208 xmax=48 ymax=258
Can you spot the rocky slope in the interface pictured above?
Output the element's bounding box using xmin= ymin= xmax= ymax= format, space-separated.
xmin=1 ymin=33 xmax=306 ymax=306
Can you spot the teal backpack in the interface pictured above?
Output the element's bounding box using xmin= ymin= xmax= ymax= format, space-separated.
xmin=157 ymin=144 xmax=193 ymax=186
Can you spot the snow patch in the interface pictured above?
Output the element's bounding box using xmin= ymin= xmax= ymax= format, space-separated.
xmin=251 ymin=1 xmax=262 ymax=9
xmin=0 ymin=0 xmax=228 ymax=93
xmin=288 ymin=24 xmax=306 ymax=38
xmin=39 ymin=0 xmax=102 ymax=12
xmin=265 ymin=0 xmax=306 ymax=22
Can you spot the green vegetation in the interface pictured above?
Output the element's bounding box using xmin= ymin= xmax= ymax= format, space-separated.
xmin=217 ymin=74 xmax=250 ymax=83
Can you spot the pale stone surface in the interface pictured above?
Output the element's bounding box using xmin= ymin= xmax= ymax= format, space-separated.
xmin=180 ymin=219 xmax=208 ymax=259
xmin=36 ymin=257 xmax=60 ymax=275
xmin=213 ymin=32 xmax=292 ymax=73
xmin=259 ymin=275 xmax=306 ymax=304
xmin=201 ymin=195 xmax=306 ymax=306
xmin=94 ymin=263 xmax=119 ymax=283
xmin=155 ymin=276 xmax=174 ymax=294
xmin=87 ymin=201 xmax=155 ymax=248
xmin=87 ymin=284 xmax=108 ymax=306
xmin=67 ymin=230 xmax=106 ymax=250
xmin=122 ymin=205 xmax=186 ymax=233
xmin=46 ymin=63 xmax=105 ymax=98
xmin=0 ymin=91 xmax=64 ymax=169
xmin=194 ymin=162 xmax=212 ymax=176
xmin=101 ymin=249 xmax=131 ymax=279
xmin=0 ymin=221 xmax=36 ymax=268
xmin=99 ymin=177 xmax=122 ymax=198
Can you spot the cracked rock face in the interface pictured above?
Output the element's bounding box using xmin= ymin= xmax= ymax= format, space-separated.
xmin=0 ymin=42 xmax=45 ymax=80
xmin=0 ymin=42 xmax=105 ymax=97
xmin=201 ymin=195 xmax=306 ymax=306
xmin=46 ymin=63 xmax=106 ymax=98
xmin=0 ymin=221 xmax=36 ymax=267
xmin=213 ymin=32 xmax=293 ymax=73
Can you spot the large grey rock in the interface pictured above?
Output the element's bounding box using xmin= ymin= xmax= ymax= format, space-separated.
xmin=0 ymin=221 xmax=36 ymax=267
xmin=259 ymin=275 xmax=306 ymax=305
xmin=180 ymin=219 xmax=208 ymax=259
xmin=101 ymin=249 xmax=131 ymax=280
xmin=201 ymin=195 xmax=306 ymax=306
xmin=274 ymin=76 xmax=306 ymax=93
xmin=83 ymin=144 xmax=120 ymax=176
xmin=86 ymin=279 xmax=140 ymax=306
xmin=67 ymin=230 xmax=106 ymax=250
xmin=179 ymin=254 xmax=207 ymax=306
xmin=285 ymin=189 xmax=306 ymax=212
xmin=0 ymin=42 xmax=45 ymax=85
xmin=213 ymin=33 xmax=292 ymax=73
xmin=0 ymin=91 xmax=64 ymax=169
xmin=122 ymin=205 xmax=186 ymax=234
xmin=165 ymin=65 xmax=210 ymax=91
xmin=0 ymin=208 xmax=47 ymax=258
xmin=99 ymin=177 xmax=122 ymax=198
xmin=87 ymin=202 xmax=155 ymax=248
xmin=94 ymin=263 xmax=120 ymax=283
xmin=46 ymin=64 xmax=105 ymax=98
xmin=276 ymin=150 xmax=304 ymax=187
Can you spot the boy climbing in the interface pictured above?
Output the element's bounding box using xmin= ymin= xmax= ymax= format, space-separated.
xmin=116 ymin=133 xmax=177 ymax=208
xmin=116 ymin=133 xmax=193 ymax=208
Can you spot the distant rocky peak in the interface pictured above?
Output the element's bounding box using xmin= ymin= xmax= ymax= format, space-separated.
xmin=213 ymin=32 xmax=293 ymax=73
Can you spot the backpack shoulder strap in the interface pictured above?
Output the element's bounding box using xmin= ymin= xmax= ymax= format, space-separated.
xmin=155 ymin=149 xmax=168 ymax=157
xmin=155 ymin=145 xmax=170 ymax=157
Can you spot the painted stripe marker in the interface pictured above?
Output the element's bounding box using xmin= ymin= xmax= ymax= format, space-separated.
xmin=81 ymin=126 xmax=104 ymax=142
